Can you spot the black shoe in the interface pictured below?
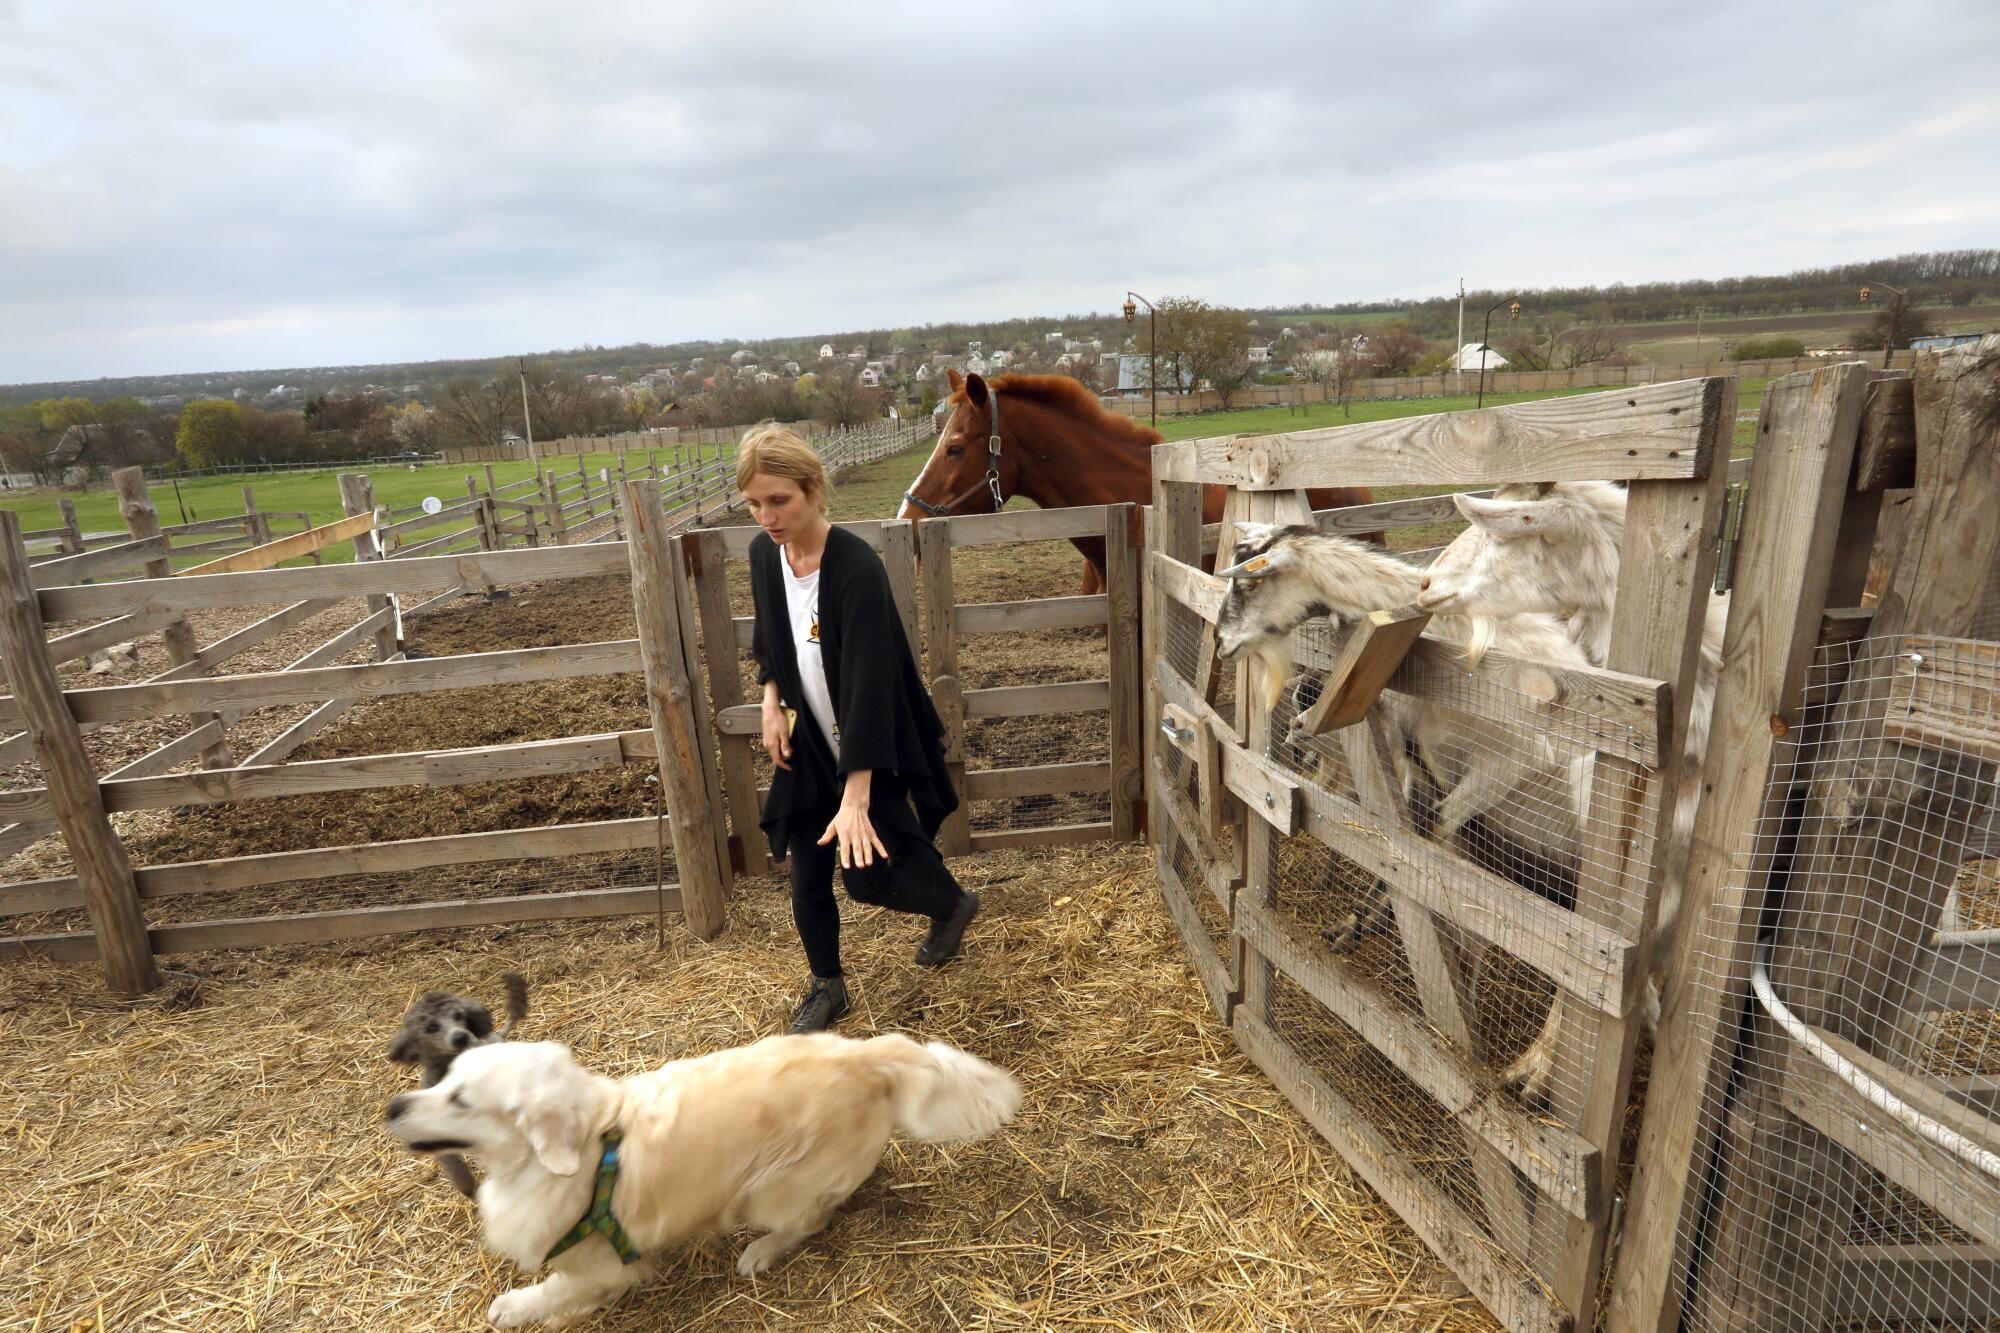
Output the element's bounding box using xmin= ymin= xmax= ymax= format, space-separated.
xmin=786 ymin=975 xmax=849 ymax=1033
xmin=916 ymin=892 xmax=980 ymax=967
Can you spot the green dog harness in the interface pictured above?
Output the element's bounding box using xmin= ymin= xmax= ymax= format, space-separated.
xmin=544 ymin=1129 xmax=641 ymax=1265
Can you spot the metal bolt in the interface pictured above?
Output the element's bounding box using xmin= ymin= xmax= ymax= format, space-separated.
xmin=1263 ymin=792 xmax=1276 ymax=808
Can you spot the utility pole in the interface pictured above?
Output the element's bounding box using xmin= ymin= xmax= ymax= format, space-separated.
xmin=1456 ymin=279 xmax=1466 ymax=394
xmin=1694 ymin=305 xmax=1705 ymax=366
xmin=517 ymin=357 xmax=540 ymax=476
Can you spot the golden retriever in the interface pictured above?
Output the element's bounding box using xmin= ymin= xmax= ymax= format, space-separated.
xmin=383 ymin=1033 xmax=1021 ymax=1328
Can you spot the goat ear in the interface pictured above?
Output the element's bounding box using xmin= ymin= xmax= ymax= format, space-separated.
xmin=1454 ymin=493 xmax=1550 ymax=536
xmin=1217 ymin=532 xmax=1293 ymax=581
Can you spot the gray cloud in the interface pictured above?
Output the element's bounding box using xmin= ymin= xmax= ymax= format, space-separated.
xmin=2 ymin=0 xmax=1996 ymax=382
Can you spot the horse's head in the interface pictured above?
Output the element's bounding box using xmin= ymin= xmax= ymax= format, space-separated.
xmin=898 ymin=370 xmax=1015 ymax=520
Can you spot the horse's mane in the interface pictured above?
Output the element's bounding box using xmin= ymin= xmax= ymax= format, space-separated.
xmin=949 ymin=373 xmax=1163 ymax=450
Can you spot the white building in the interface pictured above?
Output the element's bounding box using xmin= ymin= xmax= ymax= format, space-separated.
xmin=1451 ymin=343 xmax=1509 ymax=372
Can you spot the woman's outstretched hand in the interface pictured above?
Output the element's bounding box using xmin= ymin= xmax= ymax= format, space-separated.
xmin=820 ymin=801 xmax=889 ymax=869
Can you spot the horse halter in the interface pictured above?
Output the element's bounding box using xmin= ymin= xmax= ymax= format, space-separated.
xmin=903 ymin=390 xmax=1004 ymax=517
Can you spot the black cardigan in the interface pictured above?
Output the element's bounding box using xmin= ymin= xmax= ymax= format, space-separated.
xmin=748 ymin=525 xmax=958 ymax=861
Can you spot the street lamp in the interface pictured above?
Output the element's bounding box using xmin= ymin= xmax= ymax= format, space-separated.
xmin=1123 ymin=291 xmax=1157 ymax=428
xmin=1859 ymin=280 xmax=1909 ymax=368
xmin=1476 ymin=296 xmax=1523 ymax=408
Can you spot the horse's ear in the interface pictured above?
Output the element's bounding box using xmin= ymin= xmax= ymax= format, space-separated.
xmin=945 ymin=368 xmax=964 ymax=394
xmin=963 ymin=372 xmax=989 ymax=408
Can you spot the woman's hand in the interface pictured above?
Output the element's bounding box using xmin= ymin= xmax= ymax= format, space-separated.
xmin=819 ymin=769 xmax=887 ymax=868
xmin=818 ymin=802 xmax=888 ymax=869
xmin=761 ymin=698 xmax=792 ymax=771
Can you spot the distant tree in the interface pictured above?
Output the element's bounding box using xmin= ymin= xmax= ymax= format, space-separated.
xmin=389 ymin=402 xmax=437 ymax=451
xmin=434 ymin=379 xmax=516 ymax=449
xmin=813 ymin=371 xmax=882 ymax=428
xmin=241 ymin=406 xmax=305 ymax=462
xmin=1146 ymin=298 xmax=1254 ymax=404
xmin=1290 ymin=339 xmax=1364 ymax=417
xmin=1853 ymin=302 xmax=1943 ymax=351
xmin=1366 ymin=322 xmax=1432 ymax=377
xmin=176 ymin=399 xmax=248 ymax=468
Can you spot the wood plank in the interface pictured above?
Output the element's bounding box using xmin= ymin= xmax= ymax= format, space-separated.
xmin=964 ymin=761 xmax=1110 ymax=801
xmin=1 ymin=882 xmax=684 ymax=961
xmin=1883 ymin=636 xmax=2000 ymax=763
xmin=1854 ymin=371 xmax=1916 ymax=491
xmin=287 ymin=607 xmax=394 ymax=671
xmin=99 ymin=732 xmax=635 ymax=813
xmin=45 ymin=610 xmax=179 ymax=666
xmin=1157 ymin=378 xmax=1721 ymax=488
xmin=1780 ymin=1033 xmax=2000 ymax=1252
xmin=61 ymin=639 xmax=643 ymax=724
xmin=690 ymin=529 xmax=768 ymax=878
xmin=1236 ymin=895 xmax=1599 ymax=1218
xmin=242 ymin=696 xmax=357 ymax=767
xmin=622 ymin=479 xmax=727 ymax=940
xmin=1827 ymin=1242 xmax=2000 ymax=1323
xmin=1299 ymin=606 xmax=1432 ymax=735
xmin=966 ymin=821 xmax=1114 ymax=851
xmin=1150 ymin=551 xmax=1226 ymax=624
xmin=28 ymin=536 xmax=168 ymax=589
xmin=0 ymin=510 xmax=155 ymax=993
xmin=1153 ymin=828 xmax=1234 ymax=1019
xmin=1234 ymin=1015 xmax=1568 ymax=1333
xmin=101 ymin=720 xmax=228 ymax=783
xmin=930 ymin=674 xmax=974 ymax=857
xmin=192 ymin=598 xmax=344 ymax=674
xmin=174 ymin=511 xmax=377 ymax=577
xmin=39 ymin=542 xmax=632 ymax=621
xmin=963 ymin=679 xmax=1110 ymax=718
xmin=881 ymin=519 xmax=921 ymax=661
xmin=1199 ymin=490 xmax=1493 ymax=550
xmin=373 ymin=501 xmax=479 ymax=540
xmin=1216 ymin=744 xmax=1298 ymax=835
xmin=1294 ymin=775 xmax=1632 ymax=1013
xmin=1294 ymin=630 xmax=1669 ymax=768
xmin=942 ymin=504 xmax=1115 ymax=546
xmin=1 ymin=818 xmax=662 ymax=915
xmin=713 ymin=520 xmax=888 ymax=558
xmin=391 ymin=524 xmax=486 ymax=560
xmin=955 ymin=595 xmax=1107 ymax=634
xmin=1104 ymin=502 xmax=1143 ymax=841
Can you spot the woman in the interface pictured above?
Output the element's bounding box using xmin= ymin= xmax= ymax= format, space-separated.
xmin=737 ymin=424 xmax=979 ymax=1033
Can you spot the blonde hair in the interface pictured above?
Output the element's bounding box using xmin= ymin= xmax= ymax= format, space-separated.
xmin=734 ymin=422 xmax=830 ymax=514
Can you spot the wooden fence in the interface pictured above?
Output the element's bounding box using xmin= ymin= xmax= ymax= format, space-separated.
xmin=1101 ymin=348 xmax=1910 ymax=418
xmin=685 ymin=501 xmax=1144 ymax=879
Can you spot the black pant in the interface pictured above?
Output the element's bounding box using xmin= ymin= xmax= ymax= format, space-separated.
xmin=789 ymin=797 xmax=965 ymax=979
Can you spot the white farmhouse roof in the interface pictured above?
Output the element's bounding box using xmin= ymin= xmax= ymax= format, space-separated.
xmin=1451 ymin=343 xmax=1509 ymax=372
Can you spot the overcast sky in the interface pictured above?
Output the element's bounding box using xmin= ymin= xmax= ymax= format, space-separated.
xmin=3 ymin=1 xmax=1996 ymax=385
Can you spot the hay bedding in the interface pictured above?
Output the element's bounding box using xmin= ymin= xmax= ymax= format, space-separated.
xmin=0 ymin=843 xmax=1496 ymax=1332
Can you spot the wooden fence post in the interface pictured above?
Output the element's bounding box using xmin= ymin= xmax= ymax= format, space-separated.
xmin=577 ymin=459 xmax=594 ymax=520
xmin=1678 ymin=340 xmax=2000 ymax=1331
xmin=689 ymin=529 xmax=771 ymax=877
xmin=0 ymin=510 xmax=157 ymax=994
xmin=543 ymin=472 xmax=568 ymax=545
xmin=1104 ymin=502 xmax=1143 ymax=839
xmin=338 ymin=474 xmax=401 ymax=661
xmin=57 ymin=499 xmax=85 ymax=556
xmin=113 ymin=468 xmax=231 ymax=768
xmin=917 ymin=516 xmax=973 ymax=857
xmin=622 ymin=480 xmax=728 ymax=939
xmin=242 ymin=486 xmax=273 ymax=547
xmin=1607 ymin=363 xmax=1877 ymax=1332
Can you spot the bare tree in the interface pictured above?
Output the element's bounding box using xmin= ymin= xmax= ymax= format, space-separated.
xmin=1290 ymin=337 xmax=1365 ymax=416
xmin=434 ymin=378 xmax=516 ymax=449
xmin=813 ymin=371 xmax=882 ymax=428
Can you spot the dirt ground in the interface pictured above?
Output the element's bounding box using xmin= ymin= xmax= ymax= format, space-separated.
xmin=0 ymin=474 xmax=1511 ymax=1330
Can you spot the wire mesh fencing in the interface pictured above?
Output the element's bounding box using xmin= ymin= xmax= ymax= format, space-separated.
xmin=1667 ymin=632 xmax=2000 ymax=1332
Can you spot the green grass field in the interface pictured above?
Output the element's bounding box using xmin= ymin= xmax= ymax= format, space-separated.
xmin=3 ymin=377 xmax=1770 ymax=567
xmin=0 ymin=446 xmax=724 ymax=558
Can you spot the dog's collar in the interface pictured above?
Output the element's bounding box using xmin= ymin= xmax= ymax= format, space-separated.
xmin=544 ymin=1129 xmax=641 ymax=1266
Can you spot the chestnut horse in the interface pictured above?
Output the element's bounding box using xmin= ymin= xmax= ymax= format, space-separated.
xmin=897 ymin=370 xmax=1376 ymax=591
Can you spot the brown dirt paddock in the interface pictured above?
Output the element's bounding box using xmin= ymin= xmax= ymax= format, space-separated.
xmin=2 ymin=479 xmax=1503 ymax=1329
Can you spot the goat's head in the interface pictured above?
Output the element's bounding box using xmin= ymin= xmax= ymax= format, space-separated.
xmin=1416 ymin=482 xmax=1610 ymax=619
xmin=1213 ymin=523 xmax=1336 ymax=711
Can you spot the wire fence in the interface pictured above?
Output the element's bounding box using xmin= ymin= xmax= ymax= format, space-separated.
xmin=1668 ymin=632 xmax=2000 ymax=1331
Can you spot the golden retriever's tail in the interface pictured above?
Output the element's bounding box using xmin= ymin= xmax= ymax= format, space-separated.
xmin=868 ymin=1035 xmax=1022 ymax=1143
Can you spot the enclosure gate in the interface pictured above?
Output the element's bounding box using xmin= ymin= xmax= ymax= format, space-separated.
xmin=686 ymin=503 xmax=1144 ymax=878
xmin=1145 ymin=383 xmax=1733 ymax=1332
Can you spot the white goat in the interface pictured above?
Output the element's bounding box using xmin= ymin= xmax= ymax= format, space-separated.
xmin=1215 ymin=525 xmax=1599 ymax=1087
xmin=1416 ymin=481 xmax=1728 ymax=1095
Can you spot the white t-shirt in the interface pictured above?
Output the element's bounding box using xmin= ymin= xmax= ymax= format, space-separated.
xmin=781 ymin=552 xmax=840 ymax=757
